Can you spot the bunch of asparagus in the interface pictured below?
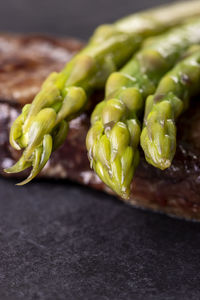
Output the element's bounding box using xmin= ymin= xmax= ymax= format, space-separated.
xmin=5 ymin=1 xmax=200 ymax=198
xmin=86 ymin=20 xmax=200 ymax=198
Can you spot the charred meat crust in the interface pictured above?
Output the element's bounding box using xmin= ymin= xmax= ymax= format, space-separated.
xmin=0 ymin=33 xmax=83 ymax=105
xmin=0 ymin=34 xmax=200 ymax=220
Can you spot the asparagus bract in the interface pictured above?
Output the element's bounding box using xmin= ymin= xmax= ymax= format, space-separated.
xmin=86 ymin=20 xmax=200 ymax=199
xmin=6 ymin=1 xmax=200 ymax=184
xmin=141 ymin=47 xmax=200 ymax=170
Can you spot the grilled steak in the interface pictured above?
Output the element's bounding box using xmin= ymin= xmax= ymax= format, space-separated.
xmin=0 ymin=33 xmax=83 ymax=105
xmin=0 ymin=34 xmax=200 ymax=220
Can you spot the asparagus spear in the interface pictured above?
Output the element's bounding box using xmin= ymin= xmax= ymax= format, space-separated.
xmin=141 ymin=47 xmax=200 ymax=170
xmin=86 ymin=20 xmax=200 ymax=199
xmin=6 ymin=1 xmax=200 ymax=184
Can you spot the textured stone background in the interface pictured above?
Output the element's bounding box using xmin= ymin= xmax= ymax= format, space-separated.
xmin=1 ymin=0 xmax=200 ymax=299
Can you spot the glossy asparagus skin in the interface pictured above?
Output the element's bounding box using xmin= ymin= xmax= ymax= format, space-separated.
xmin=141 ymin=48 xmax=200 ymax=170
xmin=86 ymin=20 xmax=200 ymax=199
xmin=6 ymin=1 xmax=200 ymax=184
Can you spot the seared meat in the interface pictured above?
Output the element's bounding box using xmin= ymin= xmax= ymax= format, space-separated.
xmin=0 ymin=34 xmax=200 ymax=220
xmin=0 ymin=34 xmax=83 ymax=105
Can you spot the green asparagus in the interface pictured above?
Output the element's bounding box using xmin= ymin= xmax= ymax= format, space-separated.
xmin=86 ymin=20 xmax=200 ymax=199
xmin=6 ymin=1 xmax=200 ymax=184
xmin=141 ymin=47 xmax=200 ymax=170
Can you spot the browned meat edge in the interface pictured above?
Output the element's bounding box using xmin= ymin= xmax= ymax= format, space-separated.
xmin=0 ymin=33 xmax=200 ymax=221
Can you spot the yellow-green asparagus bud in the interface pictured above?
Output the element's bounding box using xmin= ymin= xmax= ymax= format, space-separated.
xmin=6 ymin=1 xmax=200 ymax=183
xmin=141 ymin=47 xmax=200 ymax=170
xmin=86 ymin=20 xmax=200 ymax=198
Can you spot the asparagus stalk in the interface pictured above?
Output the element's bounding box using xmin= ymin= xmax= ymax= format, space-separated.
xmin=141 ymin=46 xmax=200 ymax=170
xmin=6 ymin=1 xmax=200 ymax=184
xmin=86 ymin=20 xmax=200 ymax=199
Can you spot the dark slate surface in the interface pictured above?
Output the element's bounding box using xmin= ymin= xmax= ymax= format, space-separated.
xmin=0 ymin=0 xmax=200 ymax=299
